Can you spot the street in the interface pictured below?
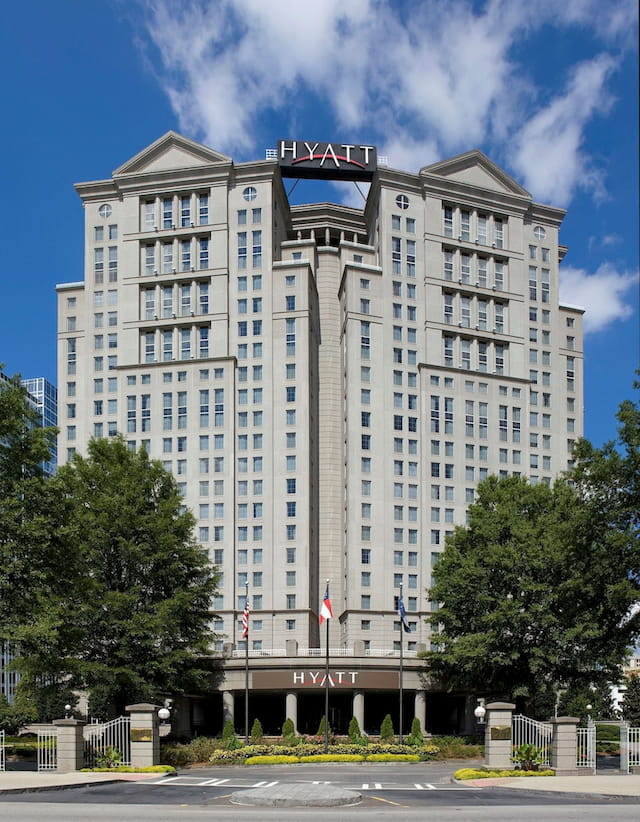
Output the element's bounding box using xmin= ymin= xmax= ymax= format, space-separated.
xmin=1 ymin=763 xmax=639 ymax=821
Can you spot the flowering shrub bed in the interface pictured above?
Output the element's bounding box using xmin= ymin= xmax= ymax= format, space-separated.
xmin=454 ymin=767 xmax=554 ymax=780
xmin=209 ymin=742 xmax=439 ymax=765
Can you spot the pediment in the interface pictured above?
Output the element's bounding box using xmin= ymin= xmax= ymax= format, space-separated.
xmin=114 ymin=131 xmax=231 ymax=176
xmin=421 ymin=150 xmax=530 ymax=198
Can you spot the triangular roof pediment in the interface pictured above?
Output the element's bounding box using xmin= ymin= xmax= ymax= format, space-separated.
xmin=420 ymin=150 xmax=530 ymax=198
xmin=114 ymin=131 xmax=231 ymax=176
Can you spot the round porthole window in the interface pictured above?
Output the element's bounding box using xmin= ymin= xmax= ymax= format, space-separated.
xmin=243 ymin=186 xmax=257 ymax=202
xmin=533 ymin=225 xmax=546 ymax=240
xmin=98 ymin=204 xmax=113 ymax=219
xmin=395 ymin=194 xmax=409 ymax=210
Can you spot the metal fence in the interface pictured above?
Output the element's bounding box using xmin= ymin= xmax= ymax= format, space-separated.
xmin=0 ymin=729 xmax=5 ymax=771
xmin=627 ymin=727 xmax=640 ymax=770
xmin=512 ymin=714 xmax=553 ymax=766
xmin=576 ymin=725 xmax=596 ymax=771
xmin=84 ymin=716 xmax=131 ymax=768
xmin=37 ymin=728 xmax=58 ymax=771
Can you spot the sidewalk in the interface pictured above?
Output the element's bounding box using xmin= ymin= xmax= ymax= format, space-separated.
xmin=0 ymin=771 xmax=158 ymax=794
xmin=464 ymin=773 xmax=640 ymax=797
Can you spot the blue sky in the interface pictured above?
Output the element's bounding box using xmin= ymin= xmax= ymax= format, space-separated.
xmin=0 ymin=0 xmax=637 ymax=447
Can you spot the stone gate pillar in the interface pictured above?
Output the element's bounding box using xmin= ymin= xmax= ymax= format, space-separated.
xmin=484 ymin=702 xmax=515 ymax=770
xmin=52 ymin=718 xmax=85 ymax=772
xmin=126 ymin=703 xmax=160 ymax=768
xmin=550 ymin=716 xmax=581 ymax=775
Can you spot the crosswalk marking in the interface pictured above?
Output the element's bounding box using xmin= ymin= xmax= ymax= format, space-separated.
xmin=414 ymin=784 xmax=424 ymax=789
xmin=426 ymin=783 xmax=436 ymax=790
xmin=156 ymin=776 xmax=181 ymax=784
xmin=200 ymin=778 xmax=229 ymax=786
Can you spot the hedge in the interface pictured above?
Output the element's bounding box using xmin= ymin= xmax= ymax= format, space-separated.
xmin=455 ymin=768 xmax=555 ymax=780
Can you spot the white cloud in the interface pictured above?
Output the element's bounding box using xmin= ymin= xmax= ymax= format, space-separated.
xmin=508 ymin=55 xmax=616 ymax=206
xmin=136 ymin=0 xmax=635 ymax=208
xmin=559 ymin=263 xmax=639 ymax=333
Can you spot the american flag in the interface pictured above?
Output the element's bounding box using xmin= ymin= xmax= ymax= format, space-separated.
xmin=319 ymin=584 xmax=333 ymax=625
xmin=241 ymin=596 xmax=250 ymax=639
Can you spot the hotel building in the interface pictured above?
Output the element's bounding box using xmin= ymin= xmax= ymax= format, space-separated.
xmin=56 ymin=133 xmax=583 ymax=735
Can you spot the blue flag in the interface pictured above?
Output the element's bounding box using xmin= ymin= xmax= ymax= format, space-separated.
xmin=398 ymin=594 xmax=411 ymax=633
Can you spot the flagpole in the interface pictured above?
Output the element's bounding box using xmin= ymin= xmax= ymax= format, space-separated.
xmin=324 ymin=579 xmax=330 ymax=754
xmin=244 ymin=582 xmax=249 ymax=744
xmin=399 ymin=582 xmax=404 ymax=744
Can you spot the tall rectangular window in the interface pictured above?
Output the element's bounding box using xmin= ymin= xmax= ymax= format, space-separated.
xmin=198 ymin=194 xmax=209 ymax=225
xmin=163 ymin=197 xmax=173 ymax=229
xmin=391 ymin=236 xmax=402 ymax=274
xmin=238 ymin=232 xmax=247 ymax=269
xmin=443 ymin=205 xmax=453 ymax=237
xmin=180 ymin=195 xmax=191 ymax=227
xmin=252 ymin=230 xmax=262 ymax=267
xmin=94 ymin=248 xmax=104 ymax=283
xmin=141 ymin=394 xmax=151 ymax=432
xmin=198 ymin=283 xmax=209 ymax=314
xmin=181 ymin=239 xmax=191 ymax=271
xmin=198 ymin=238 xmax=209 ymax=270
xmin=108 ymin=247 xmax=118 ymax=281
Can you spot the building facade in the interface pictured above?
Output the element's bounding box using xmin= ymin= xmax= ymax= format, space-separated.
xmin=56 ymin=132 xmax=583 ymax=734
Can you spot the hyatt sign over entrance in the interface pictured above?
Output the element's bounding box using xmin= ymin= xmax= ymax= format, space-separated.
xmin=278 ymin=140 xmax=377 ymax=181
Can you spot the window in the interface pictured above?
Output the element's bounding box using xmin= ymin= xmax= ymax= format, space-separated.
xmin=243 ymin=186 xmax=257 ymax=202
xmin=443 ymin=206 xmax=453 ymax=237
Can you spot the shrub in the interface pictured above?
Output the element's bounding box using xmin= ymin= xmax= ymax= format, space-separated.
xmin=513 ymin=744 xmax=544 ymax=771
xmin=245 ymin=755 xmax=299 ymax=765
xmin=161 ymin=736 xmax=220 ymax=766
xmin=250 ymin=718 xmax=264 ymax=744
xmin=221 ymin=719 xmax=241 ymax=750
xmin=82 ymin=765 xmax=176 ymax=773
xmin=379 ymin=714 xmax=395 ymax=742
xmin=316 ymin=715 xmax=331 ymax=738
xmin=299 ymin=754 xmax=364 ymax=763
xmin=281 ymin=717 xmax=295 ymax=740
xmin=366 ymin=753 xmax=420 ymax=762
xmin=406 ymin=717 xmax=424 ymax=747
xmin=430 ymin=735 xmax=484 ymax=759
xmin=95 ymin=746 xmax=122 ymax=769
xmin=455 ymin=767 xmax=554 ymax=780
xmin=348 ymin=716 xmax=366 ymax=745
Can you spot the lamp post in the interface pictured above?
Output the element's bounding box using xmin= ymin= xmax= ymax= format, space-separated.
xmin=474 ymin=699 xmax=486 ymax=725
xmin=158 ymin=707 xmax=170 ymax=724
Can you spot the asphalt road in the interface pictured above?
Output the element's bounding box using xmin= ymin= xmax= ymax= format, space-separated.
xmin=2 ymin=763 xmax=639 ymax=822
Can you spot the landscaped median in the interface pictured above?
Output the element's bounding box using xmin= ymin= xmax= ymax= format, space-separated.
xmin=207 ymin=743 xmax=438 ymax=765
xmin=454 ymin=767 xmax=555 ymax=779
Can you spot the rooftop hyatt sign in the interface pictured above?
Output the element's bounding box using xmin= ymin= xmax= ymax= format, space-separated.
xmin=278 ymin=140 xmax=377 ymax=181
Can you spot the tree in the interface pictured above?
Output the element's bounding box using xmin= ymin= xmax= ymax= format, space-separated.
xmin=427 ymin=470 xmax=639 ymax=716
xmin=0 ymin=373 xmax=60 ymax=632
xmin=13 ymin=437 xmax=218 ymax=718
xmin=622 ymin=673 xmax=640 ymax=726
xmin=379 ymin=713 xmax=394 ymax=741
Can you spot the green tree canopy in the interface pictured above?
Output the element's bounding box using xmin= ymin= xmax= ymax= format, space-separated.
xmin=427 ymin=467 xmax=639 ymax=714
xmin=622 ymin=673 xmax=640 ymax=726
xmin=0 ymin=372 xmax=61 ymax=632
xmin=14 ymin=436 xmax=218 ymax=718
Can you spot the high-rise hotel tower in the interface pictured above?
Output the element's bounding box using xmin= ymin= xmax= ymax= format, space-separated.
xmin=56 ymin=133 xmax=583 ymax=734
